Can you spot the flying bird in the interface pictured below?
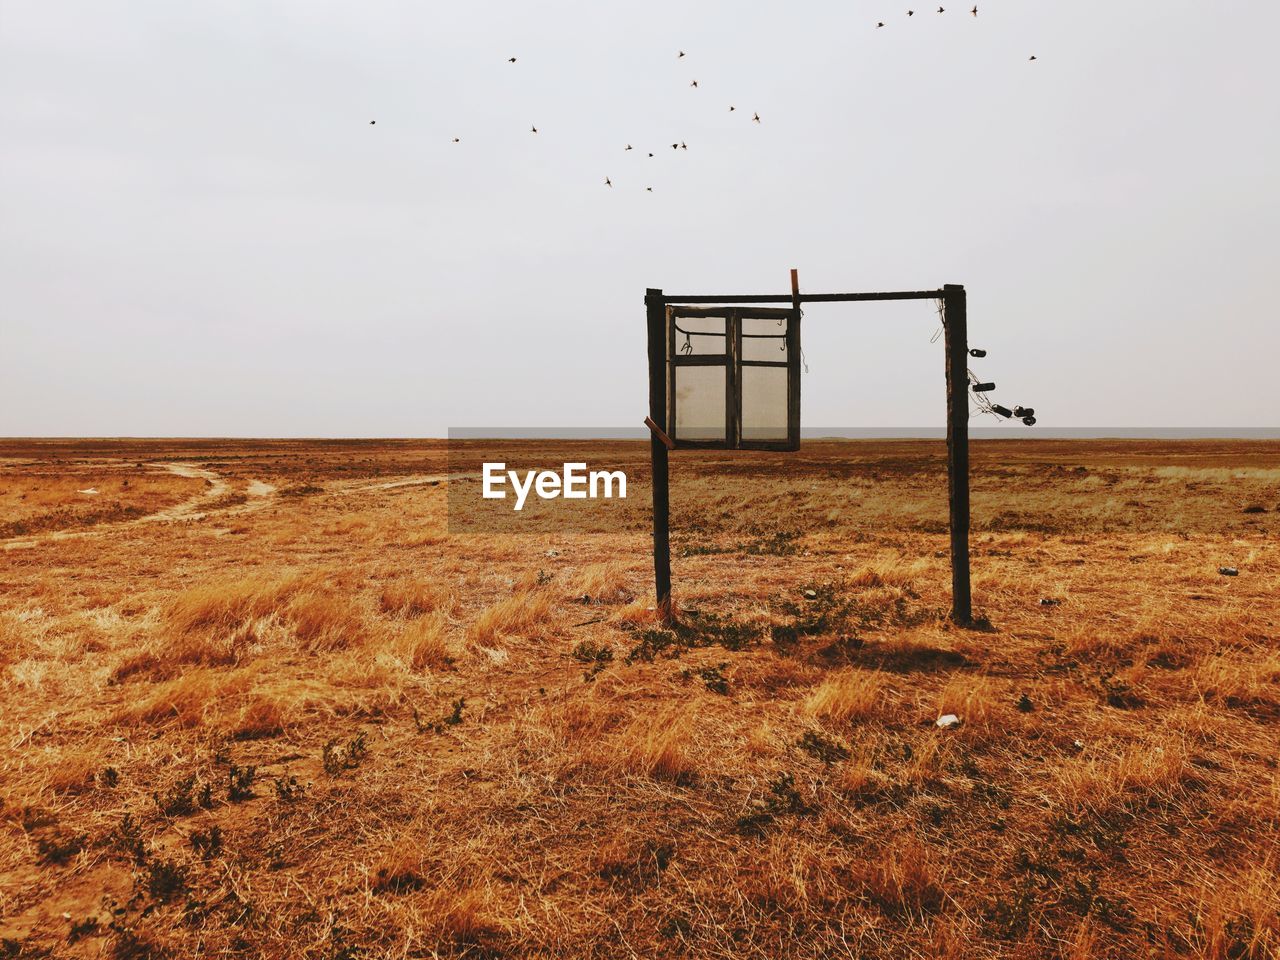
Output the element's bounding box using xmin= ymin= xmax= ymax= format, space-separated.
xmin=729 ymin=105 xmax=736 ymax=111
xmin=752 ymin=112 xmax=761 ymax=123
xmin=672 ymin=143 xmax=678 ymax=150
xmin=877 ymin=21 xmax=885 ymax=27
xmin=971 ymin=5 xmax=977 ymax=14
xmin=648 ymin=152 xmax=654 ymax=157
xmin=690 ymin=80 xmax=698 ymax=88
xmin=625 ymin=144 xmax=633 ymax=150
xmin=908 ymin=9 xmax=914 ymax=15
xmin=678 ymin=50 xmax=685 ymax=58
xmin=937 ymin=5 xmax=945 ymax=11
xmin=680 ymin=142 xmax=687 ymax=150
xmin=531 ymin=125 xmax=538 ymax=133
xmin=452 ymin=137 xmax=460 ymax=143
xmin=508 ymin=57 xmax=516 ymax=63
xmin=369 ymin=120 xmax=376 ymax=125
xmin=1029 ymin=55 xmax=1037 ymax=61
xmin=605 ymin=178 xmax=612 ymax=187
xmin=646 ymin=186 xmax=653 ymax=192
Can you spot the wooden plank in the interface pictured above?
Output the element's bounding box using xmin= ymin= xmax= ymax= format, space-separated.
xmin=647 ymin=289 xmax=673 ymax=622
xmin=788 ymin=270 xmax=802 ymax=450
xmin=942 ymin=284 xmax=972 ymax=625
xmin=659 ymin=290 xmax=946 ymax=305
xmin=728 ymin=310 xmax=741 ymax=448
xmin=644 ymin=416 xmax=675 ymax=450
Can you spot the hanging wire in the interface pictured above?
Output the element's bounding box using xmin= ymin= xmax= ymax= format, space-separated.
xmin=968 ymin=368 xmax=1004 ymax=419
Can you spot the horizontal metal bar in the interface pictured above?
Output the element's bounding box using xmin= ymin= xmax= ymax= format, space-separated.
xmin=660 ymin=290 xmax=946 ymax=305
xmin=671 ymin=327 xmax=786 ymax=340
xmin=669 ymin=306 xmax=734 ymax=318
xmin=671 ymin=355 xmax=729 ymax=366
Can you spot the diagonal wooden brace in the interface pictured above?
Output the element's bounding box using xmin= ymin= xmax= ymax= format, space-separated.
xmin=644 ymin=416 xmax=675 ymax=450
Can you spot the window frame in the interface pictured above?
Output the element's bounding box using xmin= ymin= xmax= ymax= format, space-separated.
xmin=666 ymin=305 xmax=800 ymax=451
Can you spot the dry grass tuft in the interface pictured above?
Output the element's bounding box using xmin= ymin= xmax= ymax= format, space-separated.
xmin=158 ymin=571 xmax=367 ymax=661
xmin=803 ymin=669 xmax=883 ymax=724
xmin=44 ymin=747 xmax=101 ymax=795
xmin=422 ymin=884 xmax=505 ymax=949
xmin=230 ymin=696 xmax=287 ymax=739
xmin=287 ymin=587 xmax=367 ymax=652
xmin=468 ymin=588 xmax=555 ymax=645
xmin=0 ymin=613 xmax=30 ymax=667
xmin=836 ymin=744 xmax=892 ymax=801
xmin=615 ymin=703 xmax=696 ymax=782
xmin=371 ymin=847 xmax=426 ymax=895
xmin=164 ymin=575 xmax=294 ymax=635
xmin=848 ymin=555 xmax=929 ymax=590
xmin=1055 ymin=739 xmax=1195 ymax=819
xmin=380 ymin=578 xmax=453 ymax=618
xmin=856 ymin=836 xmax=946 ymax=918
xmin=573 ymin=562 xmax=633 ymax=604
xmin=1187 ymin=862 xmax=1280 ymax=960
xmin=392 ymin=612 xmax=456 ymax=671
xmin=934 ymin=674 xmax=1003 ymax=736
xmin=1192 ymin=651 xmax=1280 ymax=715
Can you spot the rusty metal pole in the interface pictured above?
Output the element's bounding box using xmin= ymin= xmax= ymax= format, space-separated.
xmin=645 ymin=288 xmax=673 ymax=622
xmin=943 ymin=284 xmax=972 ymax=625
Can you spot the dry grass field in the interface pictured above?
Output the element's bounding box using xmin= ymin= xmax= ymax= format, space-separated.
xmin=1 ymin=438 xmax=1277 ymax=959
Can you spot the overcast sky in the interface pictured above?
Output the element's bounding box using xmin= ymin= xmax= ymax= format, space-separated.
xmin=2 ymin=1 xmax=1277 ymax=436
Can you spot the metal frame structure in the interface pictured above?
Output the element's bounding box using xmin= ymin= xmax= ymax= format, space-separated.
xmin=645 ymin=281 xmax=973 ymax=625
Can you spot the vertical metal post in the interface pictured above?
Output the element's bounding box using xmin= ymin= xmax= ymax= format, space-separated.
xmin=645 ymin=288 xmax=673 ymax=621
xmin=943 ymin=284 xmax=972 ymax=625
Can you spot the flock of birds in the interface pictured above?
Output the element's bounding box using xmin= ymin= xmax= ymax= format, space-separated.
xmin=367 ymin=9 xmax=1038 ymax=194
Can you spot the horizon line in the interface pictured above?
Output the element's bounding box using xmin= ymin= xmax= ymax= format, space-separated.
xmin=3 ymin=427 xmax=1280 ymax=442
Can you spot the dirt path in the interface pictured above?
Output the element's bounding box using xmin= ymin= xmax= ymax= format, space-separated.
xmin=0 ymin=466 xmax=473 ymax=550
xmin=356 ymin=472 xmax=477 ymax=492
xmin=1 ymin=463 xmax=277 ymax=550
xmin=145 ymin=462 xmax=230 ymax=521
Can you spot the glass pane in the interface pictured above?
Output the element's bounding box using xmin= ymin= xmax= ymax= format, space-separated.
xmin=741 ymin=365 xmax=789 ymax=441
xmin=671 ymin=316 xmax=727 ymax=357
xmin=742 ymin=316 xmax=789 ymax=362
xmin=674 ymin=366 xmax=726 ymax=441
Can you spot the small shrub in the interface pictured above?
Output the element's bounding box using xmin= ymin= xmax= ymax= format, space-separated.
xmin=110 ymin=813 xmax=148 ymax=864
xmin=153 ymin=775 xmax=212 ymax=818
xmin=689 ymin=663 xmax=729 ymax=695
xmin=190 ymin=825 xmax=223 ymax=860
xmin=227 ymin=765 xmax=256 ymax=802
xmin=274 ymin=776 xmax=306 ymax=802
xmin=572 ymin=639 xmax=614 ymax=664
xmin=797 ymin=730 xmax=850 ymax=763
xmin=146 ymin=858 xmax=188 ymax=902
xmin=323 ymin=732 xmax=369 ymax=776
xmin=737 ymin=773 xmax=813 ymax=835
xmin=34 ymin=826 xmax=87 ymax=865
